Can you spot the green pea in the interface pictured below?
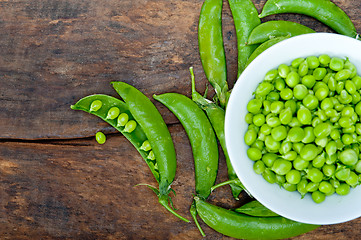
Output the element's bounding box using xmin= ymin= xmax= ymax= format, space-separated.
xmin=106 ymin=107 xmax=121 ymax=120
xmin=302 ymin=127 xmax=315 ymax=144
xmin=293 ymin=84 xmax=308 ymax=100
xmin=312 ymin=154 xmax=326 ymax=168
xmin=263 ymin=100 xmax=272 ymax=115
xmin=276 ymin=174 xmax=286 ymax=185
xmin=346 ymin=171 xmax=359 ymax=187
xmin=355 ymin=101 xmax=361 ymax=116
xmin=301 ymin=75 xmax=316 ymax=89
xmin=355 ymin=160 xmax=361 ymax=173
xmin=336 ymin=81 xmax=345 ymax=95
xmin=292 ymin=57 xmax=304 ymax=68
xmin=265 ymin=135 xmax=281 ymax=151
xmin=266 ymin=116 xmax=281 ymax=128
xmin=95 ymin=131 xmax=106 ymax=144
xmin=253 ymin=113 xmax=266 ymax=126
xmin=327 ymin=75 xmax=337 ymax=91
xmin=297 ymin=106 xmax=312 ymax=125
xmin=288 ymin=127 xmax=305 ymax=143
xmin=339 ymin=149 xmax=358 ymax=166
xmin=324 ymin=109 xmax=338 ymax=118
xmin=117 ymin=113 xmax=129 ymax=127
xmin=352 ymin=75 xmax=361 ymax=90
xmin=313 ymin=67 xmax=327 ymax=80
xmin=124 ymin=120 xmax=137 ymax=133
xmin=335 ymin=168 xmax=351 ymax=181
xmin=292 ymin=142 xmax=304 ymax=154
xmin=284 ymin=100 xmax=297 ymax=114
xmin=147 ymin=150 xmax=155 ymax=160
xmin=244 ymin=129 xmax=257 ymax=146
xmin=283 ymin=151 xmax=297 ymax=161
xmin=274 ymin=78 xmax=286 ymax=91
xmin=286 ymin=169 xmax=301 ymax=184
xmin=344 ymin=58 xmax=357 ymax=78
xmin=247 ymin=99 xmax=262 ymax=114
xmin=325 ymin=141 xmax=337 ymax=156
xmin=341 ymin=133 xmax=354 ymax=145
xmin=284 ymin=71 xmax=300 ymax=88
xmin=253 ymin=161 xmax=266 ymax=175
xmin=313 ymin=122 xmax=332 ymax=138
xmin=256 ymin=82 xmax=274 ymax=96
xmin=302 ymin=94 xmax=319 ymax=110
xmin=299 ymin=144 xmax=318 ymax=161
xmin=298 ymin=60 xmax=309 ymax=77
xmin=336 ymin=183 xmax=350 ymax=196
xmin=319 ymin=54 xmax=331 ymax=66
xmin=318 ymin=181 xmax=334 ymax=195
xmin=262 ymin=153 xmax=278 ymax=168
xmin=270 ymin=101 xmax=284 ymax=114
xmin=307 ymin=168 xmax=323 ymax=183
xmin=335 ymin=69 xmax=351 ymax=81
xmin=297 ymin=179 xmax=309 ymax=197
xmin=140 ymin=140 xmax=152 ymax=151
xmin=345 ymin=80 xmax=357 ymax=94
xmin=272 ymin=159 xmax=292 ymax=175
xmin=266 ymin=91 xmax=280 ymax=101
xmin=312 ymin=191 xmax=326 ymax=203
xmin=351 ymin=92 xmax=361 ymax=105
xmin=278 ymin=64 xmax=290 ymax=78
xmin=311 ymin=117 xmax=322 ymax=128
xmin=264 ymin=69 xmax=278 ymax=81
xmin=260 ymin=124 xmax=272 ymax=135
xmin=271 ymin=125 xmax=288 ymax=142
xmin=306 ymin=182 xmax=319 ymax=192
xmin=279 ymin=141 xmax=292 ymax=155
xmin=262 ymin=168 xmax=276 ymax=184
xmin=329 ymin=57 xmax=344 ymax=71
xmin=279 ymin=107 xmax=293 ymax=125
xmin=90 ymin=100 xmax=103 ymax=112
xmin=279 ymin=88 xmax=293 ymax=100
xmin=315 ymin=137 xmax=328 ymax=148
xmin=252 ymin=140 xmax=265 ymax=150
xmin=293 ymin=157 xmax=309 ymax=171
xmin=306 ymin=56 xmax=320 ymax=69
xmin=283 ymin=182 xmax=297 ymax=192
xmin=315 ymin=87 xmax=329 ymax=101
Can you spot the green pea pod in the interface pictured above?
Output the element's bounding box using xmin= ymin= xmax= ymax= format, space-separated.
xmin=234 ymin=200 xmax=280 ymax=217
xmin=245 ymin=36 xmax=289 ymax=67
xmin=190 ymin=67 xmax=243 ymax=200
xmin=153 ymin=93 xmax=219 ymax=200
xmin=70 ymin=94 xmax=160 ymax=182
xmin=228 ymin=0 xmax=261 ymax=77
xmin=198 ymin=0 xmax=228 ymax=108
xmin=259 ymin=0 xmax=358 ymax=38
xmin=194 ymin=197 xmax=320 ymax=240
xmin=247 ymin=20 xmax=316 ymax=45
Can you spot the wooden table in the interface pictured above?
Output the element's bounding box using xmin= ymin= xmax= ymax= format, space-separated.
xmin=1 ymin=0 xmax=361 ymax=239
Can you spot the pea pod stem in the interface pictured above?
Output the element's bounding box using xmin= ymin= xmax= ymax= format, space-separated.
xmin=247 ymin=20 xmax=316 ymax=45
xmin=194 ymin=197 xmax=320 ymax=240
xmin=198 ymin=0 xmax=228 ymax=108
xmin=259 ymin=0 xmax=358 ymax=38
xmin=190 ymin=67 xmax=243 ymax=200
xmin=228 ymin=0 xmax=261 ymax=77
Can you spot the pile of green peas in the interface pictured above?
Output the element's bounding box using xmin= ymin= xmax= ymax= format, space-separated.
xmin=244 ymin=54 xmax=361 ymax=203
xmin=90 ymin=99 xmax=157 ymax=164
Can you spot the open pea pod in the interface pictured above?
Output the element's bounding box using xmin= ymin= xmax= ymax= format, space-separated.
xmin=71 ymin=83 xmax=189 ymax=223
xmin=71 ymin=94 xmax=160 ymax=182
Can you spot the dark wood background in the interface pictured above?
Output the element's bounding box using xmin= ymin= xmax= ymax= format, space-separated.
xmin=1 ymin=0 xmax=361 ymax=239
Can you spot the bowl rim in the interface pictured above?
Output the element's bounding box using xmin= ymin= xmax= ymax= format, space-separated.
xmin=225 ymin=32 xmax=361 ymax=225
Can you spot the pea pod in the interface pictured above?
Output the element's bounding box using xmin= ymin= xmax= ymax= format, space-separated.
xmin=259 ymin=0 xmax=358 ymax=38
xmin=245 ymin=36 xmax=289 ymax=67
xmin=228 ymin=0 xmax=261 ymax=77
xmin=247 ymin=20 xmax=316 ymax=45
xmin=70 ymin=94 xmax=159 ymax=180
xmin=198 ymin=0 xmax=228 ymax=108
xmin=190 ymin=67 xmax=243 ymax=200
xmin=194 ymin=197 xmax=319 ymax=240
xmin=153 ymin=92 xmax=219 ymax=199
xmin=234 ymin=200 xmax=280 ymax=217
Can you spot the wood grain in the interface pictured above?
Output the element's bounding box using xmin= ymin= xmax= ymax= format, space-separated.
xmin=1 ymin=0 xmax=361 ymax=239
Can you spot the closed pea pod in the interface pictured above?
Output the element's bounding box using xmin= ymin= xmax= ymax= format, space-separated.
xmin=247 ymin=20 xmax=315 ymax=45
xmin=228 ymin=0 xmax=261 ymax=77
xmin=198 ymin=0 xmax=228 ymax=107
xmin=153 ymin=93 xmax=218 ymax=200
xmin=259 ymin=0 xmax=358 ymax=38
xmin=194 ymin=197 xmax=319 ymax=240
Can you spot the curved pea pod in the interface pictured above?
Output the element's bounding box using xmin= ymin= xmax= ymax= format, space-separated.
xmin=247 ymin=20 xmax=316 ymax=45
xmin=194 ymin=197 xmax=319 ymax=239
xmin=198 ymin=0 xmax=228 ymax=108
xmin=245 ymin=36 xmax=289 ymax=67
xmin=70 ymin=94 xmax=159 ymax=181
xmin=154 ymin=92 xmax=219 ymax=199
xmin=190 ymin=67 xmax=243 ymax=200
xmin=259 ymin=0 xmax=358 ymax=38
xmin=110 ymin=82 xmax=189 ymax=222
xmin=228 ymin=0 xmax=261 ymax=77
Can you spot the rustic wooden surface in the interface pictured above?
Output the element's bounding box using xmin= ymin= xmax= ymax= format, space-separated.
xmin=1 ymin=0 xmax=361 ymax=239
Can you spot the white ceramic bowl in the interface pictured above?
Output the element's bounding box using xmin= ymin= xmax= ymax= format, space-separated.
xmin=225 ymin=33 xmax=361 ymax=225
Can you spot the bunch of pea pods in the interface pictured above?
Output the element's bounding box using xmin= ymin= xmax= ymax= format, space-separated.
xmin=71 ymin=0 xmax=359 ymax=239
